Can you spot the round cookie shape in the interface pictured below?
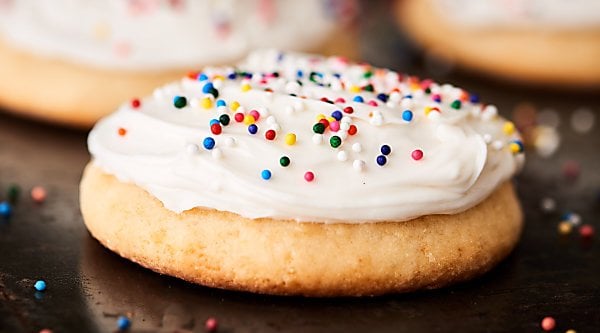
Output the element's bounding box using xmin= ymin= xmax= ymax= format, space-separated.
xmin=0 ymin=1 xmax=358 ymax=127
xmin=82 ymin=50 xmax=525 ymax=296
xmin=395 ymin=0 xmax=600 ymax=87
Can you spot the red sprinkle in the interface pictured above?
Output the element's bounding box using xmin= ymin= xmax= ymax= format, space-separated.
xmin=205 ymin=317 xmax=218 ymax=332
xmin=31 ymin=186 xmax=47 ymax=203
xmin=343 ymin=106 xmax=354 ymax=114
xmin=319 ymin=118 xmax=330 ymax=129
xmin=210 ymin=123 xmax=222 ymax=135
xmin=304 ymin=171 xmax=315 ymax=182
xmin=580 ymin=224 xmax=595 ymax=238
xmin=348 ymin=125 xmax=357 ymax=135
xmin=265 ymin=129 xmax=276 ymax=140
xmin=411 ymin=149 xmax=424 ymax=161
xmin=118 ymin=128 xmax=127 ymax=136
xmin=130 ymin=98 xmax=141 ymax=109
xmin=541 ymin=317 xmax=556 ymax=331
xmin=234 ymin=113 xmax=244 ymax=123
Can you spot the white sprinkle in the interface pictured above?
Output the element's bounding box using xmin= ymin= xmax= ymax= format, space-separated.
xmin=266 ymin=116 xmax=277 ymax=125
xmin=569 ymin=213 xmax=582 ymax=226
xmin=352 ymin=143 xmax=362 ymax=153
xmin=269 ymin=123 xmax=281 ymax=132
xmin=285 ymin=81 xmax=301 ymax=95
xmin=186 ymin=143 xmax=199 ymax=155
xmin=389 ymin=91 xmax=402 ymax=103
xmin=353 ymin=159 xmax=366 ymax=172
xmin=540 ymin=197 xmax=556 ymax=213
xmin=212 ymin=79 xmax=223 ymax=89
xmin=492 ymin=140 xmax=504 ymax=150
xmin=427 ymin=111 xmax=441 ymax=121
xmin=224 ymin=137 xmax=236 ymax=147
xmin=212 ymin=148 xmax=222 ymax=160
xmin=571 ymin=108 xmax=595 ymax=134
xmin=312 ymin=134 xmax=323 ymax=145
xmin=340 ymin=122 xmax=350 ymax=131
xmin=338 ymin=131 xmax=348 ymax=140
xmin=293 ymin=101 xmax=304 ymax=112
xmin=152 ymin=88 xmax=165 ymax=101
xmin=236 ymin=106 xmax=246 ymax=114
xmin=482 ymin=105 xmax=498 ymax=121
xmin=482 ymin=134 xmax=492 ymax=144
xmin=341 ymin=116 xmax=352 ymax=124
xmin=337 ymin=150 xmax=348 ymax=162
xmin=216 ymin=106 xmax=227 ymax=113
xmin=189 ymin=98 xmax=200 ymax=108
xmin=370 ymin=115 xmax=383 ymax=126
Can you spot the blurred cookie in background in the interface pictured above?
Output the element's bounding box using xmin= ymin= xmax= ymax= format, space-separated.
xmin=0 ymin=0 xmax=358 ymax=128
xmin=395 ymin=0 xmax=600 ymax=88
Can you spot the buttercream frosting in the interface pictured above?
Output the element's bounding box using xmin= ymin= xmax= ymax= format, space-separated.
xmin=432 ymin=0 xmax=600 ymax=29
xmin=88 ymin=50 xmax=525 ymax=223
xmin=0 ymin=0 xmax=356 ymax=69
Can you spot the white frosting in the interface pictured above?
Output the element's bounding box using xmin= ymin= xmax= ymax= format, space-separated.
xmin=433 ymin=0 xmax=600 ymax=29
xmin=0 ymin=0 xmax=355 ymax=69
xmin=88 ymin=50 xmax=525 ymax=223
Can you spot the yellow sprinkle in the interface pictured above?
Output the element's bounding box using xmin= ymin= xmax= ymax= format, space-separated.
xmin=201 ymin=97 xmax=212 ymax=109
xmin=509 ymin=142 xmax=521 ymax=153
xmin=231 ymin=101 xmax=240 ymax=111
xmin=315 ymin=114 xmax=326 ymax=121
xmin=410 ymin=82 xmax=420 ymax=91
xmin=285 ymin=133 xmax=297 ymax=146
xmin=558 ymin=221 xmax=573 ymax=235
xmin=566 ymin=329 xmax=577 ymax=333
xmin=241 ymin=83 xmax=251 ymax=92
xmin=243 ymin=114 xmax=255 ymax=125
xmin=213 ymin=75 xmax=224 ymax=81
xmin=349 ymin=85 xmax=361 ymax=93
xmin=327 ymin=116 xmax=336 ymax=123
xmin=503 ymin=121 xmax=515 ymax=135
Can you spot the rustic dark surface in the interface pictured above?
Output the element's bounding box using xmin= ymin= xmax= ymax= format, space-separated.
xmin=1 ymin=2 xmax=599 ymax=332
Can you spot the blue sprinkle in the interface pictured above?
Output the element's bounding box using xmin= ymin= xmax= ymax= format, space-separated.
xmin=333 ymin=73 xmax=342 ymax=79
xmin=296 ymin=70 xmax=304 ymax=78
xmin=248 ymin=124 xmax=258 ymax=135
xmin=353 ymin=96 xmax=364 ymax=103
xmin=433 ymin=95 xmax=442 ymax=103
xmin=261 ymin=169 xmax=272 ymax=180
xmin=380 ymin=145 xmax=392 ymax=156
xmin=117 ymin=316 xmax=131 ymax=330
xmin=469 ymin=93 xmax=480 ymax=103
xmin=227 ymin=72 xmax=237 ymax=80
xmin=216 ymin=99 xmax=226 ymax=107
xmin=203 ymin=137 xmax=215 ymax=150
xmin=331 ymin=110 xmax=343 ymax=121
xmin=376 ymin=155 xmax=387 ymax=166
xmin=376 ymin=93 xmax=388 ymax=103
xmin=0 ymin=201 xmax=11 ymax=218
xmin=209 ymin=119 xmax=220 ymax=126
xmin=202 ymin=82 xmax=214 ymax=93
xmin=402 ymin=110 xmax=413 ymax=122
xmin=198 ymin=73 xmax=208 ymax=81
xmin=34 ymin=280 xmax=46 ymax=291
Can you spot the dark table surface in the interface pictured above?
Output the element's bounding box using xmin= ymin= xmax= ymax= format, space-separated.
xmin=1 ymin=2 xmax=599 ymax=332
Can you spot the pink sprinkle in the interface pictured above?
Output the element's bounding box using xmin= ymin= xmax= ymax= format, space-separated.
xmin=329 ymin=121 xmax=340 ymax=132
xmin=335 ymin=98 xmax=346 ymax=104
xmin=411 ymin=149 xmax=424 ymax=161
xmin=580 ymin=224 xmax=595 ymax=238
xmin=367 ymin=100 xmax=378 ymax=107
xmin=39 ymin=329 xmax=53 ymax=333
xmin=304 ymin=171 xmax=315 ymax=182
xmin=205 ymin=317 xmax=218 ymax=332
xmin=541 ymin=317 xmax=556 ymax=331
xmin=249 ymin=110 xmax=260 ymax=121
xmin=31 ymin=186 xmax=47 ymax=203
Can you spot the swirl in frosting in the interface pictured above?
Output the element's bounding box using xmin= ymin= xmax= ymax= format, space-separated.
xmin=88 ymin=50 xmax=525 ymax=223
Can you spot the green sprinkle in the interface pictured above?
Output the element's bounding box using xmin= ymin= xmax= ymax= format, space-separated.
xmin=313 ymin=123 xmax=325 ymax=134
xmin=330 ymin=135 xmax=342 ymax=148
xmin=450 ymin=100 xmax=462 ymax=110
xmin=279 ymin=156 xmax=290 ymax=167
